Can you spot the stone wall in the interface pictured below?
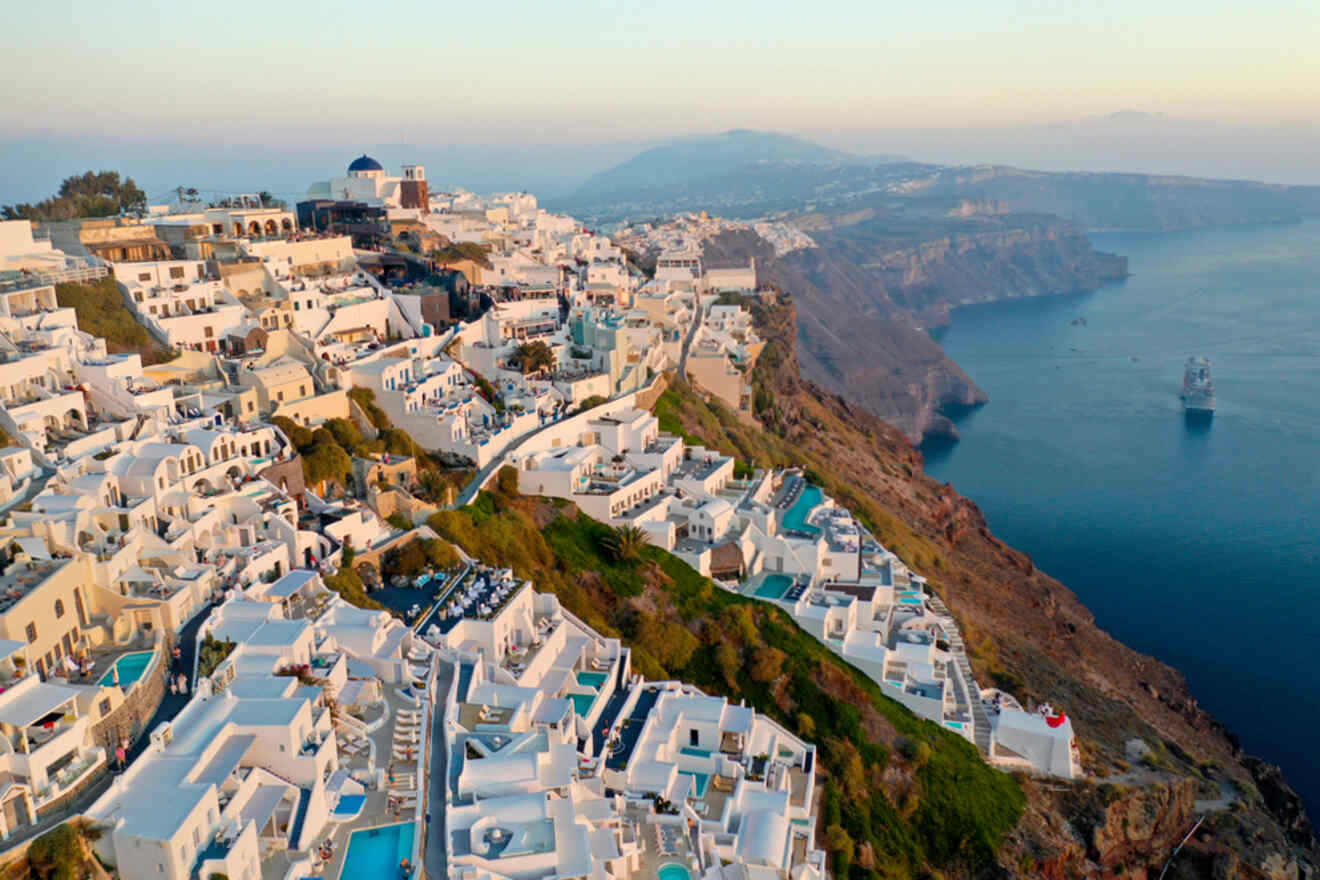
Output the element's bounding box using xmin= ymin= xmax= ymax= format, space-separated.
xmin=89 ymin=639 xmax=168 ymax=765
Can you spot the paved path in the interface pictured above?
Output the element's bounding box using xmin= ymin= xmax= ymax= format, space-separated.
xmin=123 ymin=602 xmax=212 ymax=766
xmin=676 ymin=299 xmax=705 ymax=380
xmin=424 ymin=659 xmax=455 ymax=880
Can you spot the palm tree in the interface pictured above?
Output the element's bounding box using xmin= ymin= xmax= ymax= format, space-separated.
xmin=604 ymin=524 xmax=649 ymax=563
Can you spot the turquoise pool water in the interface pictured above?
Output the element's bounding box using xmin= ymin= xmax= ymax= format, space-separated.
xmin=753 ymin=574 xmax=793 ymax=600
xmin=341 ymin=822 xmax=415 ymax=877
xmin=99 ymin=651 xmax=154 ymax=688
xmin=576 ymin=670 xmax=608 ymax=689
xmin=782 ymin=485 xmax=823 ymax=535
xmin=658 ymin=864 xmax=692 ymax=880
xmin=569 ymin=693 xmax=596 ymax=716
xmin=679 ymin=770 xmax=710 ymax=797
xmin=679 ymin=746 xmax=711 ymax=759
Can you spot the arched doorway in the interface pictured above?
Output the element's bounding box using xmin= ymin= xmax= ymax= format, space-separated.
xmin=264 ymin=220 xmax=277 ymax=235
xmin=248 ymin=221 xmax=261 ymax=236
xmin=281 ymin=218 xmax=292 ymax=232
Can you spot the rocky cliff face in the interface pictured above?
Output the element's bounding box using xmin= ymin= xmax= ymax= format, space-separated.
xmin=703 ymin=218 xmax=1126 ymax=442
xmin=665 ymin=293 xmax=1317 ymax=878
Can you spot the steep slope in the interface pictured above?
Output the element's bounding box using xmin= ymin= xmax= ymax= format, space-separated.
xmin=657 ymin=292 xmax=1317 ymax=878
xmin=702 ymin=221 xmax=1125 ymax=443
xmin=428 ymin=489 xmax=1025 ymax=878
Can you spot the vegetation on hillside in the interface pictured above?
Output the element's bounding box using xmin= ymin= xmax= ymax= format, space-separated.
xmin=25 ymin=820 xmax=103 ymax=880
xmin=297 ymin=391 xmax=473 ymax=502
xmin=55 ymin=277 xmax=177 ymax=365
xmin=429 ymin=241 xmax=493 ymax=269
xmin=3 ymin=170 xmax=147 ymax=220
xmin=427 ymin=476 xmax=1024 ymax=877
xmin=324 ymin=565 xmax=382 ymax=610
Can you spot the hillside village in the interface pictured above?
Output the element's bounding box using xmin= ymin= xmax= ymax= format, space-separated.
xmin=0 ymin=157 xmax=1078 ymax=880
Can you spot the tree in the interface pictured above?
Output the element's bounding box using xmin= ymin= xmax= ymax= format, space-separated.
xmin=513 ymin=341 xmax=556 ymax=376
xmin=3 ymin=170 xmax=147 ymax=220
xmin=603 ymin=524 xmax=648 ymax=563
xmin=496 ymin=465 xmax=520 ymax=497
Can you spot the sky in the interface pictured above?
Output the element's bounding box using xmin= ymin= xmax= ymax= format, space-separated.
xmin=3 ymin=0 xmax=1319 ymax=203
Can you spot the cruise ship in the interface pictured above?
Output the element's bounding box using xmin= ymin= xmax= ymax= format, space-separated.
xmin=1181 ymin=356 xmax=1215 ymax=415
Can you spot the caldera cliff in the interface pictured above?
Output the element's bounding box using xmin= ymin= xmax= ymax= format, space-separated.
xmin=702 ymin=217 xmax=1127 ymax=442
xmin=662 ymin=291 xmax=1316 ymax=878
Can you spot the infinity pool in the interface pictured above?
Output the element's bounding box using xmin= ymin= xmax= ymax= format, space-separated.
xmin=99 ymin=651 xmax=154 ymax=688
xmin=576 ymin=671 xmax=608 ymax=689
xmin=341 ymin=822 xmax=415 ymax=878
xmin=753 ymin=574 xmax=793 ymax=600
xmin=782 ymin=485 xmax=823 ymax=535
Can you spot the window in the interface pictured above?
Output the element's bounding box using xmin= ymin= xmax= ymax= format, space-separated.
xmin=299 ymin=385 xmax=306 ymax=397
xmin=169 ymin=266 xmax=185 ymax=280
xmin=276 ymin=391 xmax=284 ymax=402
xmin=99 ymin=698 xmax=112 ymax=716
xmin=204 ymin=326 xmax=213 ymax=338
xmin=246 ymin=401 xmax=254 ymax=412
xmin=25 ymin=622 xmax=36 ymax=643
xmin=158 ymin=477 xmax=164 ymax=489
xmin=689 ymin=729 xmax=699 ymax=746
xmin=54 ymin=599 xmax=64 ymax=618
xmin=149 ymin=305 xmax=156 ymax=315
xmin=138 ymin=272 xmax=151 ymax=282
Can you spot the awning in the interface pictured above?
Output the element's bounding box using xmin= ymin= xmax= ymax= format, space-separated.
xmin=119 ymin=566 xmax=159 ymax=584
xmin=0 ymin=681 xmax=82 ymax=728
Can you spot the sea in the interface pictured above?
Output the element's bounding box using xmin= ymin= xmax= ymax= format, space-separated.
xmin=920 ymin=219 xmax=1320 ymax=818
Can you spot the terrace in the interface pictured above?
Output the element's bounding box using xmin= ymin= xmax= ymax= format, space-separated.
xmin=435 ymin=569 xmax=526 ymax=635
xmin=0 ymin=557 xmax=67 ymax=614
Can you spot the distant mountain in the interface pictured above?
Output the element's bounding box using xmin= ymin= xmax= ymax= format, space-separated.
xmin=561 ymin=130 xmax=913 ymax=220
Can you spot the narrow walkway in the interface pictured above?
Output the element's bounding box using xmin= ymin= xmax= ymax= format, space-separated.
xmin=676 ymin=299 xmax=705 ymax=380
xmin=423 ymin=659 xmax=455 ymax=880
xmin=124 ymin=600 xmax=213 ymax=766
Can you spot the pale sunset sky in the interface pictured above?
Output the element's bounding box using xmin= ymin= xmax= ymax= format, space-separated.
xmin=3 ymin=0 xmax=1318 ymax=201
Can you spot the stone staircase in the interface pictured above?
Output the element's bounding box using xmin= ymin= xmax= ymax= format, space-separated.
xmin=926 ymin=594 xmax=993 ymax=756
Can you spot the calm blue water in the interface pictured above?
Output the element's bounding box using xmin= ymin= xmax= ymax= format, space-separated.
xmin=921 ymin=220 xmax=1320 ymax=817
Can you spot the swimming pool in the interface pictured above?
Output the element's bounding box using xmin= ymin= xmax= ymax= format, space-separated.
xmin=658 ymin=863 xmax=693 ymax=880
xmin=568 ymin=693 xmax=596 ymax=717
xmin=576 ymin=671 xmax=608 ymax=690
xmin=98 ymin=651 xmax=155 ymax=688
xmin=679 ymin=770 xmax=710 ymax=797
xmin=341 ymin=822 xmax=415 ymax=878
xmin=753 ymin=574 xmax=793 ymax=600
xmin=679 ymin=746 xmax=712 ymax=759
xmin=782 ymin=484 xmax=824 ymax=535
xmin=332 ymin=794 xmax=366 ymax=819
